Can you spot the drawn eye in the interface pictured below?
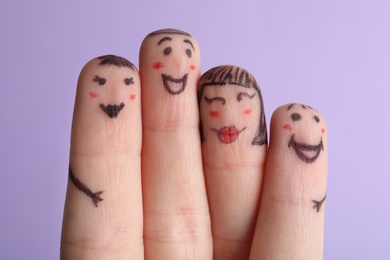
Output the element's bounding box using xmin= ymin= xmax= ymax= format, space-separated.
xmin=237 ymin=92 xmax=255 ymax=102
xmin=186 ymin=49 xmax=192 ymax=58
xmin=291 ymin=113 xmax=301 ymax=121
xmin=163 ymin=47 xmax=172 ymax=55
xmin=204 ymin=96 xmax=226 ymax=105
xmin=124 ymin=77 xmax=134 ymax=85
xmin=314 ymin=115 xmax=320 ymax=123
xmin=93 ymin=75 xmax=106 ymax=86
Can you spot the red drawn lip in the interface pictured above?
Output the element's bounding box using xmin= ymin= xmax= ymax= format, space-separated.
xmin=211 ymin=126 xmax=247 ymax=144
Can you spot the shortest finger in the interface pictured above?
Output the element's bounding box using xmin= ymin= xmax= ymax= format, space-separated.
xmin=250 ymin=103 xmax=328 ymax=259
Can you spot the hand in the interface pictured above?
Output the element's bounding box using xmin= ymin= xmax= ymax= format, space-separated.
xmin=61 ymin=29 xmax=328 ymax=259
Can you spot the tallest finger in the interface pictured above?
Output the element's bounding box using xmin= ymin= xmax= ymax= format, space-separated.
xmin=140 ymin=29 xmax=212 ymax=259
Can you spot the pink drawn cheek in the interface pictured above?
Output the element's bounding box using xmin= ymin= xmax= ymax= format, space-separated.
xmin=153 ymin=61 xmax=164 ymax=70
xmin=209 ymin=111 xmax=219 ymax=118
xmin=322 ymin=128 xmax=325 ymax=133
xmin=244 ymin=109 xmax=252 ymax=115
xmin=190 ymin=65 xmax=196 ymax=71
xmin=283 ymin=124 xmax=293 ymax=131
xmin=130 ymin=94 xmax=136 ymax=100
xmin=89 ymin=91 xmax=98 ymax=98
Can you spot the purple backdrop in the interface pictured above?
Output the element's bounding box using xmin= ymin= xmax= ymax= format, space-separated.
xmin=1 ymin=0 xmax=389 ymax=258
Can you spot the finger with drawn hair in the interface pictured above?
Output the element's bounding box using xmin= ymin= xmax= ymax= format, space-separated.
xmin=198 ymin=65 xmax=267 ymax=259
xmin=61 ymin=55 xmax=144 ymax=259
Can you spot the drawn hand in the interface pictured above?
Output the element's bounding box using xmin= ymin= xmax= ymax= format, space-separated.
xmin=61 ymin=29 xmax=328 ymax=259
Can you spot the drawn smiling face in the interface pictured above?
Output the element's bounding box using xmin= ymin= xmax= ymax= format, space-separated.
xmin=198 ymin=65 xmax=267 ymax=146
xmin=83 ymin=55 xmax=138 ymax=119
xmin=283 ymin=104 xmax=325 ymax=163
xmin=202 ymin=86 xmax=258 ymax=144
xmin=142 ymin=29 xmax=200 ymax=95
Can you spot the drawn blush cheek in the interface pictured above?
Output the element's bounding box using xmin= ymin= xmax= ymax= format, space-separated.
xmin=244 ymin=109 xmax=252 ymax=115
xmin=322 ymin=128 xmax=326 ymax=133
xmin=89 ymin=91 xmax=98 ymax=98
xmin=190 ymin=65 xmax=196 ymax=71
xmin=209 ymin=111 xmax=219 ymax=118
xmin=130 ymin=94 xmax=136 ymax=100
xmin=283 ymin=124 xmax=293 ymax=131
xmin=153 ymin=61 xmax=164 ymax=70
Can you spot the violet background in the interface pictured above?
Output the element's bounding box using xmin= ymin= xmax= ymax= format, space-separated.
xmin=1 ymin=0 xmax=389 ymax=259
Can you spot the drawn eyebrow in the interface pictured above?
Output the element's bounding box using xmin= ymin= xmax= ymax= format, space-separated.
xmin=237 ymin=92 xmax=255 ymax=101
xmin=158 ymin=37 xmax=172 ymax=45
xmin=204 ymin=96 xmax=226 ymax=105
xmin=183 ymin=39 xmax=195 ymax=50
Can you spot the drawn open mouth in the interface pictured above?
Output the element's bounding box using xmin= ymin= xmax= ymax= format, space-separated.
xmin=211 ymin=126 xmax=247 ymax=144
xmin=162 ymin=74 xmax=188 ymax=95
xmin=288 ymin=134 xmax=324 ymax=163
xmin=100 ymin=103 xmax=125 ymax=118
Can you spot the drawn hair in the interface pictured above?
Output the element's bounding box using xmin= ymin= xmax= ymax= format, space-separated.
xmin=147 ymin=28 xmax=191 ymax=37
xmin=287 ymin=103 xmax=315 ymax=111
xmin=198 ymin=65 xmax=267 ymax=145
xmin=97 ymin=55 xmax=135 ymax=70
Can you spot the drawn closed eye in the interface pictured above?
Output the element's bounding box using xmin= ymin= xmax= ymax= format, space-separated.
xmin=204 ymin=96 xmax=226 ymax=105
xmin=93 ymin=75 xmax=106 ymax=86
xmin=237 ymin=92 xmax=255 ymax=102
xmin=124 ymin=77 xmax=134 ymax=85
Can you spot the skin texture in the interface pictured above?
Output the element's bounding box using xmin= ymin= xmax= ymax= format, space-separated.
xmin=198 ymin=66 xmax=267 ymax=258
xmin=139 ymin=29 xmax=212 ymax=259
xmin=61 ymin=29 xmax=328 ymax=260
xmin=249 ymin=104 xmax=328 ymax=259
xmin=61 ymin=55 xmax=143 ymax=259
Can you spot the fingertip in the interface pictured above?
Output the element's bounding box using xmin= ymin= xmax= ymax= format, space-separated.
xmin=72 ymin=54 xmax=141 ymax=154
xmin=270 ymin=103 xmax=327 ymax=157
xmin=140 ymin=28 xmax=201 ymax=77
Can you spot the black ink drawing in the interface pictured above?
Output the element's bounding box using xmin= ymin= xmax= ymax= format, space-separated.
xmin=312 ymin=195 xmax=326 ymax=213
xmin=149 ymin=29 xmax=195 ymax=95
xmin=286 ymin=104 xmax=324 ymax=163
xmin=288 ymin=134 xmax=324 ymax=163
xmin=162 ymin=74 xmax=188 ymax=95
xmin=69 ymin=166 xmax=103 ymax=207
xmin=93 ymin=55 xmax=136 ymax=118
xmin=198 ymin=65 xmax=267 ymax=145
xmin=148 ymin=28 xmax=191 ymax=37
xmin=99 ymin=103 xmax=125 ymax=118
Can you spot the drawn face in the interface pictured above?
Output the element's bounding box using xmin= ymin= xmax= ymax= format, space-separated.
xmin=83 ymin=57 xmax=138 ymax=119
xmin=200 ymin=84 xmax=261 ymax=145
xmin=143 ymin=30 xmax=200 ymax=95
xmin=283 ymin=104 xmax=325 ymax=163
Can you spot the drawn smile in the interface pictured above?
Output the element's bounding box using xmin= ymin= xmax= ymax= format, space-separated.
xmin=288 ymin=134 xmax=324 ymax=163
xmin=162 ymin=74 xmax=188 ymax=95
xmin=100 ymin=103 xmax=125 ymax=118
xmin=211 ymin=126 xmax=247 ymax=144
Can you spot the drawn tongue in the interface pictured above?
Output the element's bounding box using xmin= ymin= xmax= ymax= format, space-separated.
xmin=220 ymin=126 xmax=238 ymax=143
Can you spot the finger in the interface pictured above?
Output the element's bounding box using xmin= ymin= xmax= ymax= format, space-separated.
xmin=139 ymin=29 xmax=212 ymax=259
xmin=250 ymin=103 xmax=328 ymax=259
xmin=61 ymin=55 xmax=143 ymax=259
xmin=198 ymin=65 xmax=268 ymax=259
